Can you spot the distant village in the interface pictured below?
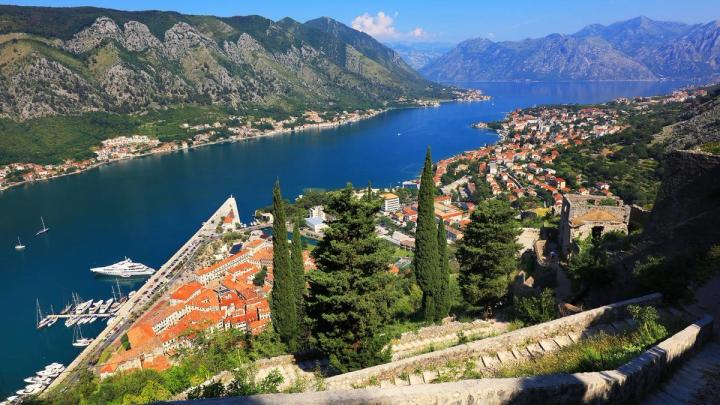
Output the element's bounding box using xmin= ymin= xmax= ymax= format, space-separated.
xmin=0 ymin=90 xmax=491 ymax=192
xmin=89 ymin=85 xmax=707 ymax=379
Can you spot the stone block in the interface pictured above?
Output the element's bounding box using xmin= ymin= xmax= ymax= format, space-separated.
xmin=496 ymin=350 xmax=516 ymax=364
xmin=539 ymin=339 xmax=560 ymax=352
xmin=408 ymin=373 xmax=424 ymax=385
xmin=527 ymin=343 xmax=546 ymax=357
xmin=482 ymin=354 xmax=500 ymax=368
xmin=422 ymin=370 xmax=438 ymax=383
xmin=554 ymin=335 xmax=573 ymax=347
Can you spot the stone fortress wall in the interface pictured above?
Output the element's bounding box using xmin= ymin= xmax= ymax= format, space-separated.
xmin=188 ymin=307 xmax=713 ymax=404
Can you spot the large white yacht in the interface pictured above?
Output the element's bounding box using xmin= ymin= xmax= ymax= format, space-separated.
xmin=90 ymin=258 xmax=155 ymax=277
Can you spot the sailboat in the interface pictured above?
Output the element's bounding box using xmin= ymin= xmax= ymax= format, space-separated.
xmin=72 ymin=326 xmax=93 ymax=347
xmin=36 ymin=216 xmax=50 ymax=236
xmin=15 ymin=236 xmax=25 ymax=250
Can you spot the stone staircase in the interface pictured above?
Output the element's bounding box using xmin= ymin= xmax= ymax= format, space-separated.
xmin=643 ymin=342 xmax=720 ymax=404
xmin=390 ymin=319 xmax=507 ymax=361
xmin=327 ymin=317 xmax=640 ymax=391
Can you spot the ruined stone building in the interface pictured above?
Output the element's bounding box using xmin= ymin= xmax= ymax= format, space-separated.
xmin=558 ymin=194 xmax=631 ymax=256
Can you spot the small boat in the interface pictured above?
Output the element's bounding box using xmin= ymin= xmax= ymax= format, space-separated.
xmin=72 ymin=338 xmax=93 ymax=347
xmin=72 ymin=326 xmax=93 ymax=347
xmin=14 ymin=237 xmax=25 ymax=251
xmin=59 ymin=302 xmax=72 ymax=315
xmin=35 ymin=369 xmax=58 ymax=378
xmin=46 ymin=317 xmax=57 ymax=327
xmin=23 ymin=376 xmax=50 ymax=384
xmin=64 ymin=316 xmax=78 ymax=327
xmin=35 ymin=216 xmax=50 ymax=236
xmin=5 ymin=395 xmax=19 ymax=403
xmin=16 ymin=384 xmax=44 ymax=396
xmin=74 ymin=299 xmax=93 ymax=314
xmin=88 ymin=300 xmax=103 ymax=314
xmin=98 ymin=298 xmax=113 ymax=314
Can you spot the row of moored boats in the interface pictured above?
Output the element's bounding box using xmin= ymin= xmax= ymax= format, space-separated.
xmin=2 ymin=363 xmax=64 ymax=403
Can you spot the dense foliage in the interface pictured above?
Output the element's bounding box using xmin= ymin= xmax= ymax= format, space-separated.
xmin=496 ymin=305 xmax=670 ymax=378
xmin=436 ymin=219 xmax=452 ymax=320
xmin=633 ymin=245 xmax=720 ymax=302
xmin=41 ymin=329 xmax=287 ymax=404
xmin=270 ymin=180 xmax=298 ymax=351
xmin=513 ymin=289 xmax=558 ymax=325
xmin=290 ymin=215 xmax=308 ymax=346
xmin=456 ymin=200 xmax=520 ymax=315
xmin=550 ymin=101 xmax=688 ymax=207
xmin=414 ymin=148 xmax=447 ymax=322
xmin=306 ymin=184 xmax=399 ymax=372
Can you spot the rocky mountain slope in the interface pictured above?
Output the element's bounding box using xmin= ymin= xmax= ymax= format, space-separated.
xmin=0 ymin=5 xmax=446 ymax=120
xmin=386 ymin=42 xmax=454 ymax=70
xmin=421 ymin=16 xmax=720 ymax=82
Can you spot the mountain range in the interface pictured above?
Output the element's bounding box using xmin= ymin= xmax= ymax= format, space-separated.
xmin=385 ymin=42 xmax=454 ymax=70
xmin=0 ymin=5 xmax=446 ymax=121
xmin=421 ymin=16 xmax=720 ymax=82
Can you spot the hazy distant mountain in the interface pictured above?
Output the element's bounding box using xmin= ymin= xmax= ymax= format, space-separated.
xmin=0 ymin=6 xmax=446 ymax=120
xmin=421 ymin=16 xmax=720 ymax=82
xmin=386 ymin=42 xmax=454 ymax=69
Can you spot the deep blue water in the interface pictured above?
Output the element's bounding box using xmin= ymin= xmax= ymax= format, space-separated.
xmin=0 ymin=81 xmax=689 ymax=396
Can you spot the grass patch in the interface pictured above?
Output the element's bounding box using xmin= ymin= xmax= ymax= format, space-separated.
xmin=495 ymin=305 xmax=676 ymax=378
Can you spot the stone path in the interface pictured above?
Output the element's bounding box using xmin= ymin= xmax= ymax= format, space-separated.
xmin=644 ymin=342 xmax=720 ymax=404
xmin=325 ymin=317 xmax=639 ymax=391
xmin=390 ymin=319 xmax=507 ymax=361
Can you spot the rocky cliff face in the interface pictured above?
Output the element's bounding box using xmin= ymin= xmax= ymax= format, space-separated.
xmin=421 ymin=16 xmax=720 ymax=82
xmin=0 ymin=6 xmax=440 ymax=120
xmin=641 ymin=151 xmax=720 ymax=258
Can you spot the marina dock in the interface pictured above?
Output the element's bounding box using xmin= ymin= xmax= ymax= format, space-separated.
xmin=42 ymin=197 xmax=239 ymax=397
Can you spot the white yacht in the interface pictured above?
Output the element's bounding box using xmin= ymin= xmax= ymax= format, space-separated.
xmin=90 ymin=258 xmax=155 ymax=277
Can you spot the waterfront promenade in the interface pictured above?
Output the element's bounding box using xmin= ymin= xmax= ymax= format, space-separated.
xmin=43 ymin=197 xmax=240 ymax=396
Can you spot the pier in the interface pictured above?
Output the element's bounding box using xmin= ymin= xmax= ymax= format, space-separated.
xmin=42 ymin=197 xmax=240 ymax=397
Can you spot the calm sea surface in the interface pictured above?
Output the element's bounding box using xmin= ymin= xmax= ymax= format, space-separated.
xmin=0 ymin=81 xmax=688 ymax=396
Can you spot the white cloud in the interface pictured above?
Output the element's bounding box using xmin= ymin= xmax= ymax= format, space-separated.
xmin=485 ymin=32 xmax=496 ymax=40
xmin=351 ymin=11 xmax=428 ymax=41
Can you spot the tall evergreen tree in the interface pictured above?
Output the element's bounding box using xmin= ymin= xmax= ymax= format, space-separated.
xmin=436 ymin=220 xmax=452 ymax=319
xmin=456 ymin=199 xmax=521 ymax=316
xmin=290 ymin=215 xmax=306 ymax=340
xmin=270 ymin=180 xmax=298 ymax=351
xmin=306 ymin=184 xmax=399 ymax=372
xmin=414 ymin=147 xmax=442 ymax=322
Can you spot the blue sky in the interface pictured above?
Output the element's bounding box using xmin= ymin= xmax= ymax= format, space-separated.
xmin=6 ymin=0 xmax=719 ymax=43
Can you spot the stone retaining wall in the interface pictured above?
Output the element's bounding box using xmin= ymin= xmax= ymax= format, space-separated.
xmin=322 ymin=293 xmax=661 ymax=390
xmin=177 ymin=312 xmax=713 ymax=405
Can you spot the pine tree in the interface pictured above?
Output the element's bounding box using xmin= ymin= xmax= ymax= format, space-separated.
xmin=414 ymin=147 xmax=442 ymax=322
xmin=290 ymin=214 xmax=306 ymax=341
xmin=436 ymin=220 xmax=452 ymax=319
xmin=456 ymin=199 xmax=521 ymax=316
xmin=270 ymin=180 xmax=298 ymax=351
xmin=306 ymin=184 xmax=399 ymax=372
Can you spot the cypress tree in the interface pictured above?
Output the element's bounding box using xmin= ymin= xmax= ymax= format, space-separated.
xmin=290 ymin=215 xmax=306 ymax=339
xmin=414 ymin=147 xmax=441 ymax=322
xmin=436 ymin=220 xmax=451 ymax=320
xmin=456 ymin=199 xmax=521 ymax=317
xmin=270 ymin=180 xmax=298 ymax=351
xmin=306 ymin=184 xmax=399 ymax=372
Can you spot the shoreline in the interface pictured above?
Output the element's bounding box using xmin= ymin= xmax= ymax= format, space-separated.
xmin=0 ymin=99 xmax=491 ymax=194
xmin=0 ymin=108 xmax=388 ymax=193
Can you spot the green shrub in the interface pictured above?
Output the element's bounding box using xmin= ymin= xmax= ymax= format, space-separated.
xmin=513 ymin=288 xmax=558 ymax=325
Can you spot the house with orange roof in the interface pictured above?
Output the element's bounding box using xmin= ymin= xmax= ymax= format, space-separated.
xmin=248 ymin=246 xmax=273 ymax=269
xmin=195 ymin=250 xmax=251 ymax=284
xmin=170 ymin=281 xmax=203 ymax=304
